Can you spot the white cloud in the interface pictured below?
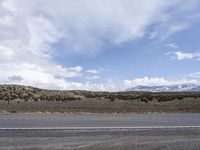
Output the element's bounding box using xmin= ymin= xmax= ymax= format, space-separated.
xmin=123 ymin=77 xmax=199 ymax=88
xmin=149 ymin=0 xmax=200 ymax=39
xmin=85 ymin=69 xmax=103 ymax=80
xmin=167 ymin=51 xmax=200 ymax=60
xmin=124 ymin=77 xmax=169 ymax=87
xmin=170 ymin=51 xmax=194 ymax=60
xmin=2 ymin=0 xmax=197 ymax=54
xmin=86 ymin=69 xmax=100 ymax=74
xmin=0 ymin=0 xmax=85 ymax=90
xmin=86 ymin=75 xmax=100 ymax=80
xmin=166 ymin=43 xmax=178 ymax=48
xmin=150 ymin=23 xmax=189 ymax=39
xmin=52 ymin=65 xmax=83 ymax=78
xmin=8 ymin=75 xmax=23 ymax=82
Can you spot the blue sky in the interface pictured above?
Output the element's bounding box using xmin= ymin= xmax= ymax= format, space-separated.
xmin=0 ymin=0 xmax=200 ymax=91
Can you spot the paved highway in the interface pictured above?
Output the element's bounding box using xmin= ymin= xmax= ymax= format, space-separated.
xmin=0 ymin=113 xmax=200 ymax=150
xmin=0 ymin=113 xmax=200 ymax=128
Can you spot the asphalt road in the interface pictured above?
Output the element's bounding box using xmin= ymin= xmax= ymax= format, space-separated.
xmin=0 ymin=113 xmax=200 ymax=150
xmin=0 ymin=113 xmax=200 ymax=128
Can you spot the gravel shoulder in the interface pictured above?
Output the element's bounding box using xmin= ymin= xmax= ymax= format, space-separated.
xmin=0 ymin=128 xmax=200 ymax=150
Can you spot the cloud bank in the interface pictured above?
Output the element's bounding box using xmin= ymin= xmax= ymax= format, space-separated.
xmin=123 ymin=77 xmax=199 ymax=88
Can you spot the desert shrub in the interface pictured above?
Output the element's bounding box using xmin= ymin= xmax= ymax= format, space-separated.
xmin=9 ymin=110 xmax=17 ymax=113
xmin=176 ymin=95 xmax=184 ymax=100
xmin=140 ymin=97 xmax=148 ymax=103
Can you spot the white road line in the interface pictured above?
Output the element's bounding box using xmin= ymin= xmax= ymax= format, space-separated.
xmin=0 ymin=126 xmax=200 ymax=130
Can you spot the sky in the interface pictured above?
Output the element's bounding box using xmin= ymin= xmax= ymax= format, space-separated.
xmin=0 ymin=0 xmax=200 ymax=91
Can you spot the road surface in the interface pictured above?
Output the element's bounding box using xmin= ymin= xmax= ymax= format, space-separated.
xmin=0 ymin=113 xmax=200 ymax=128
xmin=0 ymin=113 xmax=200 ymax=150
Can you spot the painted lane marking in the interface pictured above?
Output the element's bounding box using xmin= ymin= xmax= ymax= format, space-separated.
xmin=0 ymin=126 xmax=200 ymax=130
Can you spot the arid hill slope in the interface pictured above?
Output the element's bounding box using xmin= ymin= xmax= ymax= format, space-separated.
xmin=0 ymin=84 xmax=200 ymax=113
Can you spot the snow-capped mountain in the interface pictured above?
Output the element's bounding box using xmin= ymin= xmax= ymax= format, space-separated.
xmin=126 ymin=84 xmax=200 ymax=92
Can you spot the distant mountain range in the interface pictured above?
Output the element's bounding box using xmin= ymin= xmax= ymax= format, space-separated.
xmin=126 ymin=84 xmax=200 ymax=92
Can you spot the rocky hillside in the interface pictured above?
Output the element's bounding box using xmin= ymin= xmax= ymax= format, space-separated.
xmin=0 ymin=84 xmax=82 ymax=102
